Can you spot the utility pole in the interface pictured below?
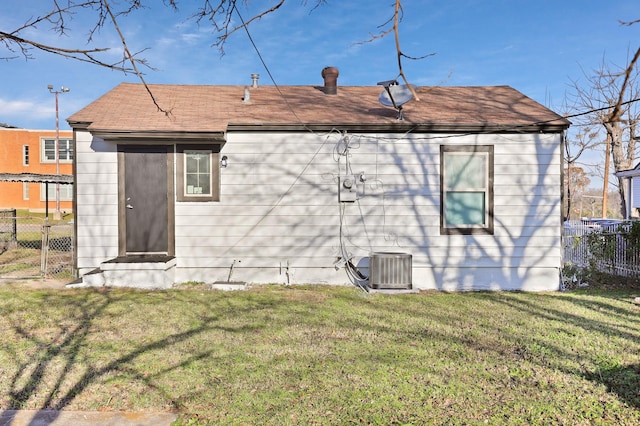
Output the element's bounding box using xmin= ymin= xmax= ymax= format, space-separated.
xmin=47 ymin=85 xmax=70 ymax=220
xmin=602 ymin=133 xmax=611 ymax=218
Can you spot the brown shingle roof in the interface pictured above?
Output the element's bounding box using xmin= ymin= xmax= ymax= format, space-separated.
xmin=67 ymin=83 xmax=569 ymax=134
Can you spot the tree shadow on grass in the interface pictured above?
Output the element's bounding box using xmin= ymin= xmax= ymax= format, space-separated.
xmin=362 ymin=290 xmax=640 ymax=416
xmin=583 ymin=363 xmax=640 ymax=409
xmin=0 ymin=288 xmax=271 ymax=425
xmin=464 ymin=292 xmax=640 ymax=411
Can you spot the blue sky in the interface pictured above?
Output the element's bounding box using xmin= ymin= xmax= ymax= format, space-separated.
xmin=1 ymin=0 xmax=639 ymax=132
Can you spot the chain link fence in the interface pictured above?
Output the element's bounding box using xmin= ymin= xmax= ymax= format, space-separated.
xmin=0 ymin=209 xmax=74 ymax=281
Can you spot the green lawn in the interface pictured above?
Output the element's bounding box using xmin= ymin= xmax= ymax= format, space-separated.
xmin=0 ymin=283 xmax=638 ymax=425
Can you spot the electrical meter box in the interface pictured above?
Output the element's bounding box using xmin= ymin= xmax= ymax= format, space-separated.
xmin=339 ymin=175 xmax=357 ymax=203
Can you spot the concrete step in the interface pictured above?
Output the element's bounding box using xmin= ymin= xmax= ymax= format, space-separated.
xmin=72 ymin=256 xmax=177 ymax=289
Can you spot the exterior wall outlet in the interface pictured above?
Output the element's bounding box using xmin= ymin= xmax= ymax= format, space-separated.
xmin=339 ymin=175 xmax=357 ymax=203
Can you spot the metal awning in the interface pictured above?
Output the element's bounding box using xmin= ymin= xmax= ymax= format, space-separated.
xmin=0 ymin=173 xmax=73 ymax=184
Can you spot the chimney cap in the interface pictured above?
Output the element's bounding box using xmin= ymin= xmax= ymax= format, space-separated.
xmin=321 ymin=66 xmax=339 ymax=95
xmin=321 ymin=66 xmax=339 ymax=78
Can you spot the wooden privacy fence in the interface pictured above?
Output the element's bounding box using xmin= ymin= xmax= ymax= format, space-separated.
xmin=563 ymin=220 xmax=640 ymax=277
xmin=0 ymin=210 xmax=74 ymax=280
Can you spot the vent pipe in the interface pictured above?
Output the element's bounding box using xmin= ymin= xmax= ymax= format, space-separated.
xmin=321 ymin=66 xmax=339 ymax=95
xmin=251 ymin=73 xmax=259 ymax=88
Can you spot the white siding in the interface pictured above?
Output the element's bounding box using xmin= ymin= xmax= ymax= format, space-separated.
xmin=75 ymin=130 xmax=563 ymax=291
xmin=74 ymin=132 xmax=119 ymax=274
xmin=633 ymin=176 xmax=640 ymax=209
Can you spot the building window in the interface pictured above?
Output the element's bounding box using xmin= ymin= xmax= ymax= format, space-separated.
xmin=23 ymin=145 xmax=29 ymax=166
xmin=176 ymin=145 xmax=220 ymax=202
xmin=23 ymin=182 xmax=29 ymax=200
xmin=40 ymin=183 xmax=74 ymax=201
xmin=185 ymin=150 xmax=211 ymax=195
xmin=440 ymin=145 xmax=494 ymax=235
xmin=41 ymin=138 xmax=73 ymax=163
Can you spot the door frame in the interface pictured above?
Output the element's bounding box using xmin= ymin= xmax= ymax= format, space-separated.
xmin=117 ymin=143 xmax=175 ymax=256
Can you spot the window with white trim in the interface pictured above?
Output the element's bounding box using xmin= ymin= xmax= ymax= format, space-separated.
xmin=23 ymin=182 xmax=29 ymax=200
xmin=176 ymin=145 xmax=220 ymax=202
xmin=23 ymin=145 xmax=29 ymax=166
xmin=41 ymin=138 xmax=73 ymax=163
xmin=40 ymin=183 xmax=74 ymax=201
xmin=440 ymin=145 xmax=494 ymax=235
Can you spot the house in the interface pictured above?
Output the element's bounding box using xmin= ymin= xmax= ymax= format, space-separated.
xmin=0 ymin=125 xmax=74 ymax=214
xmin=615 ymin=164 xmax=640 ymax=219
xmin=67 ymin=70 xmax=570 ymax=291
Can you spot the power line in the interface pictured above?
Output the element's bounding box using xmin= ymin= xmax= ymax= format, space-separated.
xmin=563 ymin=96 xmax=640 ymax=120
xmin=233 ymin=4 xmax=309 ymax=132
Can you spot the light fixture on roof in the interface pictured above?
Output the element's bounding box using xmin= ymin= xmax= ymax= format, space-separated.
xmin=377 ymin=80 xmax=416 ymax=120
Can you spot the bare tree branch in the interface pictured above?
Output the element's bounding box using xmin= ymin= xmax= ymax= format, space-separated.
xmin=608 ymin=47 xmax=640 ymax=122
xmin=0 ymin=1 xmax=134 ymax=69
xmin=191 ymin=0 xmax=287 ymax=54
xmin=392 ymin=0 xmax=427 ymax=100
xmin=0 ymin=30 xmax=131 ymax=71
xmin=619 ymin=19 xmax=640 ymax=26
xmin=351 ymin=0 xmax=434 ymax=99
xmin=102 ymin=0 xmax=170 ymax=115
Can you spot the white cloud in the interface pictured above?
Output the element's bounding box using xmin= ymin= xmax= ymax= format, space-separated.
xmin=0 ymin=97 xmax=54 ymax=128
xmin=181 ymin=32 xmax=204 ymax=45
xmin=0 ymin=98 xmax=50 ymax=116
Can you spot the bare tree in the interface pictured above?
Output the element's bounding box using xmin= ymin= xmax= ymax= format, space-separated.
xmin=563 ymin=126 xmax=600 ymax=219
xmin=569 ymin=47 xmax=640 ymax=218
xmin=564 ymin=165 xmax=591 ymax=219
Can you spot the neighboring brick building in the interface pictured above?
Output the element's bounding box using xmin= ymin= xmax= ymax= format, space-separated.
xmin=0 ymin=125 xmax=73 ymax=213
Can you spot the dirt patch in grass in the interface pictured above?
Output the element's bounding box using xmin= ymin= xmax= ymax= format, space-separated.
xmin=0 ymin=277 xmax=71 ymax=289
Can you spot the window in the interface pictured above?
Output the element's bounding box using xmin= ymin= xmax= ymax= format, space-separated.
xmin=23 ymin=145 xmax=29 ymax=166
xmin=440 ymin=145 xmax=493 ymax=235
xmin=40 ymin=183 xmax=74 ymax=201
xmin=176 ymin=145 xmax=220 ymax=202
xmin=41 ymin=138 xmax=73 ymax=163
xmin=185 ymin=150 xmax=211 ymax=195
xmin=23 ymin=182 xmax=29 ymax=200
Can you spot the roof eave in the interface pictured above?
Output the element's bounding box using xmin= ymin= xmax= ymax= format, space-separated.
xmin=86 ymin=130 xmax=226 ymax=143
xmin=615 ymin=169 xmax=640 ymax=178
xmin=67 ymin=120 xmax=91 ymax=130
xmin=227 ymin=122 xmax=570 ymax=133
